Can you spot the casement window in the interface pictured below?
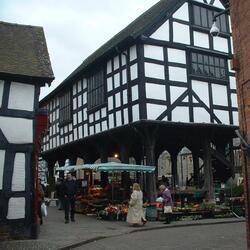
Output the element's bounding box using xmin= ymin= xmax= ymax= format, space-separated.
xmin=191 ymin=52 xmax=226 ymax=80
xmin=193 ymin=5 xmax=228 ymax=33
xmin=59 ymin=91 xmax=72 ymax=125
xmin=87 ymin=69 xmax=105 ymax=109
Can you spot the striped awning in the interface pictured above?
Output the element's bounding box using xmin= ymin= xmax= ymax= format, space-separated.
xmin=55 ymin=162 xmax=155 ymax=173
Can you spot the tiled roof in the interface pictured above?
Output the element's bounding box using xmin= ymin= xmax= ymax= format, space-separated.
xmin=0 ymin=21 xmax=54 ymax=82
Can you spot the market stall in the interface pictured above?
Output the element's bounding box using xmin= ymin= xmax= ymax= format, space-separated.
xmin=56 ymin=162 xmax=155 ymax=219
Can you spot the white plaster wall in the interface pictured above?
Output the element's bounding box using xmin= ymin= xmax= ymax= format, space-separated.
xmin=115 ymin=92 xmax=121 ymax=107
xmin=130 ymin=64 xmax=138 ymax=81
xmin=169 ymin=66 xmax=187 ymax=82
xmin=172 ymin=106 xmax=189 ymax=122
xmin=147 ymin=103 xmax=166 ymax=120
xmin=173 ymin=22 xmax=190 ymax=45
xmin=11 ymin=153 xmax=25 ymax=191
xmin=192 ymin=80 xmax=210 ymax=106
xmin=107 ymin=77 xmax=113 ymax=92
xmin=193 ymin=107 xmax=211 ymax=123
xmin=73 ymin=83 xmax=77 ymax=95
xmin=116 ymin=111 xmax=122 ymax=127
xmin=213 ymin=37 xmax=229 ymax=53
xmin=83 ymin=92 xmax=87 ymax=104
xmin=108 ymin=96 xmax=113 ymax=110
xmin=101 ymin=108 xmax=106 ymax=118
xmin=109 ymin=114 xmax=114 ymax=129
xmin=144 ymin=45 xmax=164 ymax=61
xmin=114 ymin=73 xmax=120 ymax=88
xmin=7 ymin=197 xmax=25 ymax=219
xmin=73 ymin=98 xmax=77 ymax=110
xmin=122 ymin=69 xmax=127 ymax=85
xmin=107 ymin=60 xmax=112 ymax=74
xmin=130 ymin=45 xmax=137 ymax=61
xmin=95 ymin=123 xmax=101 ymax=134
xmin=231 ymin=93 xmax=238 ymax=108
xmin=132 ymin=104 xmax=140 ymax=121
xmin=145 ymin=62 xmax=165 ymax=79
xmin=150 ymin=20 xmax=169 ymax=41
xmin=89 ymin=114 xmax=94 ymax=123
xmin=124 ymin=108 xmax=129 ymax=124
xmin=214 ymin=110 xmax=230 ymax=124
xmin=230 ymin=76 xmax=236 ymax=89
xmin=8 ymin=82 xmax=34 ymax=111
xmin=211 ymin=84 xmax=228 ymax=106
xmin=167 ymin=49 xmax=186 ymax=64
xmin=83 ymin=108 xmax=87 ymax=121
xmin=146 ymin=83 xmax=166 ymax=100
xmin=123 ymin=90 xmax=128 ymax=104
xmin=83 ymin=78 xmax=87 ymax=89
xmin=230 ymin=37 xmax=234 ymax=54
xmin=0 ymin=150 xmax=5 ymax=190
xmin=89 ymin=126 xmax=94 ymax=135
xmin=233 ymin=111 xmax=239 ymax=126
xmin=193 ymin=31 xmax=210 ymax=49
xmin=173 ymin=2 xmax=189 ymax=22
xmin=95 ymin=111 xmax=100 ymax=121
xmin=121 ymin=53 xmax=126 ymax=66
xmin=84 ymin=124 xmax=88 ymax=136
xmin=0 ymin=80 xmax=4 ymax=108
xmin=0 ymin=117 xmax=33 ymax=143
xmin=78 ymin=111 xmax=82 ymax=122
xmin=131 ymin=85 xmax=139 ymax=101
xmin=213 ymin=0 xmax=225 ymax=9
xmin=170 ymin=86 xmax=187 ymax=104
xmin=114 ymin=56 xmax=119 ymax=70
xmin=102 ymin=121 xmax=108 ymax=131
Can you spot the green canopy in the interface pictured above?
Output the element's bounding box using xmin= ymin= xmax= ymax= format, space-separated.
xmin=55 ymin=162 xmax=155 ymax=173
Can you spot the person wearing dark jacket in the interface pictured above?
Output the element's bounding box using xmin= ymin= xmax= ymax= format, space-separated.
xmin=63 ymin=173 xmax=77 ymax=223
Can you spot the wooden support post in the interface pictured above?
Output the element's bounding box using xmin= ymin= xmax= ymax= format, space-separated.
xmin=100 ymin=150 xmax=108 ymax=188
xmin=192 ymin=152 xmax=200 ymax=188
xmin=145 ymin=143 xmax=157 ymax=203
xmin=120 ymin=144 xmax=130 ymax=200
xmin=203 ymin=139 xmax=214 ymax=201
xmin=171 ymin=152 xmax=179 ymax=188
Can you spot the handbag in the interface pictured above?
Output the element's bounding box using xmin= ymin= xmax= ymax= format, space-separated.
xmin=41 ymin=202 xmax=48 ymax=217
xmin=164 ymin=205 xmax=172 ymax=214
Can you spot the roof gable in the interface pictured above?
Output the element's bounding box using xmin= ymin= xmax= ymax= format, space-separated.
xmin=0 ymin=21 xmax=54 ymax=83
xmin=41 ymin=0 xmax=186 ymax=102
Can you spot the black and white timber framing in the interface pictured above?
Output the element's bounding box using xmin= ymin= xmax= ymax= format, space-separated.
xmin=40 ymin=0 xmax=238 ymax=201
xmin=0 ymin=22 xmax=54 ymax=239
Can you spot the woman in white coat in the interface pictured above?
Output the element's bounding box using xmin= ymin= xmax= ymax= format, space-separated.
xmin=126 ymin=183 xmax=146 ymax=226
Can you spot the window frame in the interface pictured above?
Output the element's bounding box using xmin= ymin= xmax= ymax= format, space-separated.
xmin=190 ymin=51 xmax=227 ymax=80
xmin=87 ymin=68 xmax=105 ymax=110
xmin=192 ymin=4 xmax=229 ymax=33
xmin=59 ymin=90 xmax=72 ymax=126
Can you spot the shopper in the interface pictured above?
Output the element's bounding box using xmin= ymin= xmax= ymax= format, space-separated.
xmin=127 ymin=183 xmax=146 ymax=226
xmin=63 ymin=173 xmax=77 ymax=224
xmin=55 ymin=178 xmax=64 ymax=210
xmin=37 ymin=179 xmax=45 ymax=225
xmin=159 ymin=184 xmax=173 ymax=224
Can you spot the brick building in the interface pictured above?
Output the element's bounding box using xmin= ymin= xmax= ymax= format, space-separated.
xmin=222 ymin=0 xmax=250 ymax=248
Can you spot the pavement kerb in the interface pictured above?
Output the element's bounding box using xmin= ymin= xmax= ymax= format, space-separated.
xmin=58 ymin=218 xmax=245 ymax=250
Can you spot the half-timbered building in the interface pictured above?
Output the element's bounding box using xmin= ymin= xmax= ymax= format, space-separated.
xmin=0 ymin=22 xmax=54 ymax=239
xmin=40 ymin=0 xmax=238 ymax=201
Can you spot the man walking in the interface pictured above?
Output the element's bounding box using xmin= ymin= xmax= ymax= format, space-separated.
xmin=63 ymin=173 xmax=77 ymax=224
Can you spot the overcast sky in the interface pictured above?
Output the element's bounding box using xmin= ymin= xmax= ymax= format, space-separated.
xmin=1 ymin=0 xmax=159 ymax=99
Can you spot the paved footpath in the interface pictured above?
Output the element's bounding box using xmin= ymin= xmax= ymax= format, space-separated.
xmin=0 ymin=206 xmax=245 ymax=250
